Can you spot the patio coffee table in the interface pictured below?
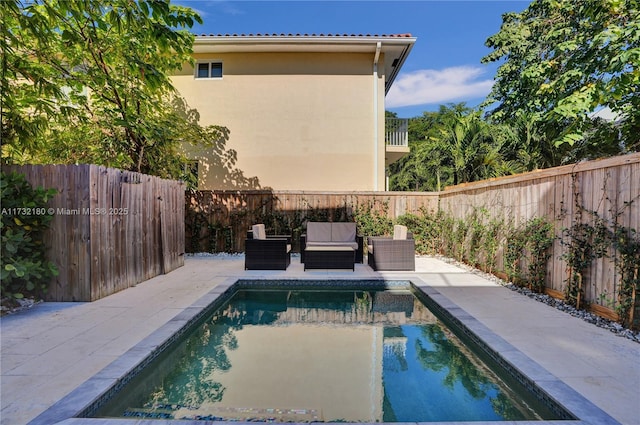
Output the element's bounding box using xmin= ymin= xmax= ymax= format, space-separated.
xmin=304 ymin=246 xmax=355 ymax=271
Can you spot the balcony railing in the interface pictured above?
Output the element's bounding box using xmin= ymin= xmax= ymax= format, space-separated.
xmin=385 ymin=118 xmax=408 ymax=147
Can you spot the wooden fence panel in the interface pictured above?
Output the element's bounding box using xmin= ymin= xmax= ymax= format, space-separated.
xmin=3 ymin=165 xmax=184 ymax=301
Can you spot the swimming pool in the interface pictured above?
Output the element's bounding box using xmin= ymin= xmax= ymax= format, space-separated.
xmin=30 ymin=279 xmax=620 ymax=424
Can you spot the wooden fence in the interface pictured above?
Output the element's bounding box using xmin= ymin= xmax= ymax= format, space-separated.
xmin=4 ymin=165 xmax=185 ymax=301
xmin=186 ymin=190 xmax=439 ymax=252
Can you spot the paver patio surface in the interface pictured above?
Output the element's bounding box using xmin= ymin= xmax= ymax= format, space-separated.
xmin=1 ymin=255 xmax=638 ymax=424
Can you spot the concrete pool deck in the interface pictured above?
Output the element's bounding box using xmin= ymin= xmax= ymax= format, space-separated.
xmin=1 ymin=255 xmax=639 ymax=425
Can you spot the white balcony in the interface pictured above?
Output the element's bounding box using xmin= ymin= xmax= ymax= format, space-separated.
xmin=385 ymin=118 xmax=409 ymax=165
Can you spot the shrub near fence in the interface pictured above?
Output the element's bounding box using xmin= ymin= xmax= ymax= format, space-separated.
xmin=4 ymin=165 xmax=185 ymax=301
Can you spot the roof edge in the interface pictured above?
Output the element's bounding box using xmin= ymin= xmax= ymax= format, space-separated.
xmin=195 ymin=33 xmax=413 ymax=39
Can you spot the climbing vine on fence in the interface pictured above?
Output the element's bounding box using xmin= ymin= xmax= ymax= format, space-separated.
xmin=483 ymin=217 xmax=504 ymax=275
xmin=560 ymin=212 xmax=610 ymax=309
xmin=397 ymin=209 xmax=441 ymax=255
xmin=504 ymin=220 xmax=527 ymax=285
xmin=503 ymin=217 xmax=554 ymax=291
xmin=466 ymin=208 xmax=488 ymax=267
xmin=612 ymin=227 xmax=640 ymax=329
xmin=522 ymin=217 xmax=555 ymax=293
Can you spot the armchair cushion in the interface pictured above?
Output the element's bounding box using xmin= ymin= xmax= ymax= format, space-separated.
xmin=252 ymin=224 xmax=266 ymax=240
xmin=393 ymin=225 xmax=408 ymax=240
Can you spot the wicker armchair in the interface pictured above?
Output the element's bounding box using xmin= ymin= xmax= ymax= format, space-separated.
xmin=245 ymin=224 xmax=291 ymax=270
xmin=367 ymin=225 xmax=415 ymax=271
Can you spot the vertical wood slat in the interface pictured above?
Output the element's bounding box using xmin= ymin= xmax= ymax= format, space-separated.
xmin=4 ymin=164 xmax=184 ymax=301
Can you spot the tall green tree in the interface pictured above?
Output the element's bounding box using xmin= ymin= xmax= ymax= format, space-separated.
xmin=499 ymin=112 xmax=564 ymax=169
xmin=1 ymin=0 xmax=230 ymax=179
xmin=389 ymin=104 xmax=522 ymax=191
xmin=482 ymin=0 xmax=639 ymax=152
xmin=436 ymin=110 xmax=522 ymax=185
xmin=388 ymin=105 xmax=462 ymax=192
xmin=389 ymin=108 xmax=451 ymax=192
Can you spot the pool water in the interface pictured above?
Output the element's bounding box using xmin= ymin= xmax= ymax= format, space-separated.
xmin=94 ymin=288 xmax=561 ymax=422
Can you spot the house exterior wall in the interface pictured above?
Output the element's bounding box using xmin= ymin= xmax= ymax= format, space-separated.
xmin=171 ymin=51 xmax=387 ymax=190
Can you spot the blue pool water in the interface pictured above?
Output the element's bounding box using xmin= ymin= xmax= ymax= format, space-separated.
xmin=93 ymin=287 xmax=561 ymax=422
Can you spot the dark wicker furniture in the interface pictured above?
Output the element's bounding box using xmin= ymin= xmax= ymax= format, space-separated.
xmin=300 ymin=222 xmax=364 ymax=264
xmin=245 ymin=227 xmax=291 ymax=270
xmin=304 ymin=246 xmax=355 ymax=271
xmin=367 ymin=236 xmax=415 ymax=271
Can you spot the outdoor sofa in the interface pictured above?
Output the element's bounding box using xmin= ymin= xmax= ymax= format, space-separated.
xmin=300 ymin=222 xmax=364 ymax=264
xmin=244 ymin=224 xmax=291 ymax=270
xmin=367 ymin=225 xmax=415 ymax=271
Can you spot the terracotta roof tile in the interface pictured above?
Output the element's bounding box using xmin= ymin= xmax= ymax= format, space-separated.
xmin=197 ymin=33 xmax=413 ymax=38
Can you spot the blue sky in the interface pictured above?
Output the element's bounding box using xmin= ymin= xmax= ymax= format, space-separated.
xmin=174 ymin=1 xmax=529 ymax=118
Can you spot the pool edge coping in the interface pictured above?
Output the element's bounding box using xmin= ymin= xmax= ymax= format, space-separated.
xmin=28 ymin=276 xmax=620 ymax=425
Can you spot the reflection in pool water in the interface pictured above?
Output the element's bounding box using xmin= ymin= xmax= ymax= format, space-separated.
xmin=94 ymin=289 xmax=559 ymax=422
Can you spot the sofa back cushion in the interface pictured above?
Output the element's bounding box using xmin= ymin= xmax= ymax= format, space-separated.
xmin=252 ymin=224 xmax=266 ymax=240
xmin=331 ymin=222 xmax=356 ymax=242
xmin=307 ymin=222 xmax=332 ymax=242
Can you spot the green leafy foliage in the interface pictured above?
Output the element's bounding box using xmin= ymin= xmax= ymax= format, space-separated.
xmin=560 ymin=218 xmax=610 ymax=308
xmin=1 ymin=172 xmax=58 ymax=300
xmin=612 ymin=227 xmax=640 ymax=329
xmin=1 ymin=0 xmax=229 ymax=180
xmin=352 ymin=200 xmax=393 ymax=240
xmin=504 ymin=221 xmax=528 ymax=285
xmin=503 ymin=217 xmax=555 ymax=291
xmin=483 ymin=0 xmax=639 ymax=152
xmin=396 ymin=209 xmax=443 ymax=255
xmin=466 ymin=208 xmax=488 ymax=266
xmin=522 ymin=217 xmax=555 ymax=292
xmin=389 ymin=104 xmax=531 ymax=192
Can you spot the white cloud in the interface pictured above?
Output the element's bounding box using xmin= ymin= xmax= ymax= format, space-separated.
xmin=386 ymin=66 xmax=494 ymax=108
xmin=189 ymin=7 xmax=208 ymax=18
xmin=211 ymin=0 xmax=245 ymax=16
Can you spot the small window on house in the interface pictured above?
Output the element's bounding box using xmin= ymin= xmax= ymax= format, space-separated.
xmin=196 ymin=62 xmax=223 ymax=79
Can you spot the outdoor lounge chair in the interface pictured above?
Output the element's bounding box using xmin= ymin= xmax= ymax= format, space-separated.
xmin=367 ymin=225 xmax=415 ymax=271
xmin=244 ymin=224 xmax=292 ymax=270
